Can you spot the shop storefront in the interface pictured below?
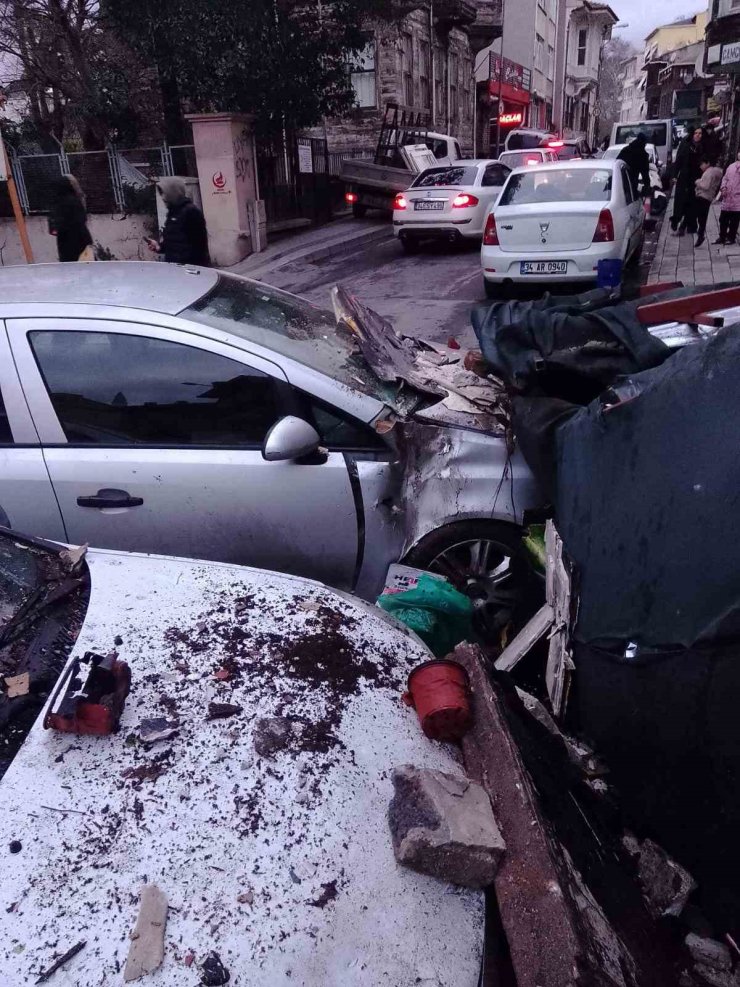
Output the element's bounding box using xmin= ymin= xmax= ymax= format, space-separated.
xmin=488 ymin=54 xmax=532 ymax=153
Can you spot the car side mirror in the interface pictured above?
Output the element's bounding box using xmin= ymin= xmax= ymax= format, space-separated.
xmin=262 ymin=416 xmax=321 ymax=462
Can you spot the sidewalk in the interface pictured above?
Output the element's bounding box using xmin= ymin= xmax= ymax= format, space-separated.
xmin=648 ymin=200 xmax=740 ymax=287
xmin=230 ymin=216 xmax=392 ymax=280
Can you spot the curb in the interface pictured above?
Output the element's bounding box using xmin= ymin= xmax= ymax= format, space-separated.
xmin=239 ymin=225 xmax=392 ymax=279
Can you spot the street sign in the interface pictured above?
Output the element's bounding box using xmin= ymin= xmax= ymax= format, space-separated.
xmin=0 ymin=129 xmax=8 ymax=182
xmin=297 ymin=143 xmax=313 ymax=174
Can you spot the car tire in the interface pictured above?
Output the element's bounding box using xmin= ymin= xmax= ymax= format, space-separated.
xmin=401 ymin=238 xmax=420 ymax=255
xmin=352 ymin=202 xmax=368 ymax=219
xmin=404 ymin=519 xmax=525 ymax=640
xmin=484 ymin=279 xmax=499 ymax=300
xmin=627 ymin=234 xmax=644 ymax=267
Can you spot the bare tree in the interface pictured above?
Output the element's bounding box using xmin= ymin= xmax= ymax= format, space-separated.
xmin=597 ymin=37 xmax=635 ymax=141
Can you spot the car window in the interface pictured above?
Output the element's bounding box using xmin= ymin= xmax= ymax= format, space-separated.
xmin=620 ymin=166 xmax=634 ymax=203
xmin=508 ymin=132 xmax=543 ymax=150
xmin=481 ymin=164 xmax=510 ymax=187
xmin=29 ymin=331 xmax=279 ymax=447
xmin=0 ymin=387 xmax=13 ymax=444
xmin=499 ymin=167 xmax=613 ymax=206
xmin=429 ymin=139 xmax=449 ymax=160
xmin=500 ymin=151 xmax=542 ymax=168
xmin=453 ymin=141 xmax=462 ymax=159
xmin=614 ymin=123 xmax=667 ymax=148
xmin=307 ymin=399 xmax=384 ymax=451
xmin=553 ymin=145 xmax=579 ymax=160
xmin=411 ymin=166 xmax=479 ymax=187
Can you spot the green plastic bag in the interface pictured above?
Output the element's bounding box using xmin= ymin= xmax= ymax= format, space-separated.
xmin=377 ymin=574 xmax=473 ymax=657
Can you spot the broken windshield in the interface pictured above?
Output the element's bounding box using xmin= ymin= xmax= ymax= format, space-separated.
xmin=184 ymin=274 xmax=418 ymax=412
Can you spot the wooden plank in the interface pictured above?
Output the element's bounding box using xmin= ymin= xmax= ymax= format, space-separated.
xmin=544 ymin=521 xmax=574 ymax=718
xmin=494 ymin=603 xmax=553 ymax=673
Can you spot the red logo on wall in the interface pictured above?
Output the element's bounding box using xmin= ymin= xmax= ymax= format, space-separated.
xmin=212 ymin=171 xmax=226 ymax=190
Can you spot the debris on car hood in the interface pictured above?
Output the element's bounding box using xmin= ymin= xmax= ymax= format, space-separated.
xmin=332 ymin=285 xmax=509 ymax=432
xmin=0 ymin=550 xmax=484 ymax=986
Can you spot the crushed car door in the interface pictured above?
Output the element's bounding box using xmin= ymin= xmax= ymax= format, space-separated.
xmin=0 ymin=322 xmax=66 ymax=541
xmin=7 ymin=319 xmax=360 ymax=589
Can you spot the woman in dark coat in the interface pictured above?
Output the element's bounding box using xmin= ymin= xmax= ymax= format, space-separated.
xmin=670 ymin=127 xmax=705 ymax=235
xmin=48 ymin=175 xmax=93 ymax=261
xmin=147 ymin=177 xmax=210 ymax=266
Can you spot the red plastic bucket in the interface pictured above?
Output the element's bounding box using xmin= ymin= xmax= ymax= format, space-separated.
xmin=403 ymin=659 xmax=472 ymax=741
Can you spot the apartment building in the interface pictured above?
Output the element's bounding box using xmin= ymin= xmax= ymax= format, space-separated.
xmin=643 ymin=10 xmax=708 ymax=118
xmin=618 ymin=52 xmax=643 ymax=122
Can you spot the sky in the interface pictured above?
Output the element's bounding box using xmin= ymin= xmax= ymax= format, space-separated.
xmin=615 ymin=0 xmax=709 ymax=47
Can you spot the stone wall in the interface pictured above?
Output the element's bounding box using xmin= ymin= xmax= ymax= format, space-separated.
xmin=0 ymin=213 xmax=157 ymax=267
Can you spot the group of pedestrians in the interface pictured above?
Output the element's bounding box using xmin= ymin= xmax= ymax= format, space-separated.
xmin=669 ymin=124 xmax=740 ymax=248
xmin=48 ymin=174 xmax=209 ymax=265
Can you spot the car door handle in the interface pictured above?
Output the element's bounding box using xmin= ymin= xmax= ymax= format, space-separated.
xmin=76 ymin=488 xmax=144 ymax=509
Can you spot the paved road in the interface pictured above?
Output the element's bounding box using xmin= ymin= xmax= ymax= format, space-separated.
xmin=254 ymin=234 xmax=487 ymax=346
xmin=252 ymin=217 xmax=659 ymax=347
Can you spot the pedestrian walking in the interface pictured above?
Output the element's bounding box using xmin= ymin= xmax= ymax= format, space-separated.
xmin=714 ymin=151 xmax=740 ymax=245
xmin=147 ymin=178 xmax=210 ymax=266
xmin=48 ymin=175 xmax=94 ymax=262
xmin=693 ymin=158 xmax=723 ymax=247
xmin=671 ymin=127 xmax=705 ymax=236
xmin=617 ymin=134 xmax=651 ymax=196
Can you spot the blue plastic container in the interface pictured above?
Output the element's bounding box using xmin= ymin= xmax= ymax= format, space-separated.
xmin=597 ymin=258 xmax=623 ymax=289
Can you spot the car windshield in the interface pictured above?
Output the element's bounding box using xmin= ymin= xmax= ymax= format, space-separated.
xmin=615 ymin=123 xmax=667 ymax=147
xmin=499 ymin=167 xmax=612 ymax=205
xmin=507 ymin=132 xmax=545 ymax=150
xmin=411 ymin=166 xmax=479 ymax=187
xmin=0 ymin=534 xmax=43 ymax=625
xmin=184 ymin=274 xmax=413 ymax=410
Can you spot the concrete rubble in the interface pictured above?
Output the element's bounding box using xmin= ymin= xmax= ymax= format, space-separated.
xmin=622 ymin=834 xmax=697 ymax=920
xmin=123 ymin=884 xmax=168 ymax=982
xmin=387 ymin=763 xmax=505 ymax=888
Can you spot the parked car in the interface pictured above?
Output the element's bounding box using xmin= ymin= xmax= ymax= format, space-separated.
xmin=539 ymin=137 xmax=593 ymax=160
xmin=0 ymin=526 xmax=487 ymax=986
xmin=610 ymin=119 xmax=673 ymax=170
xmin=503 ymin=128 xmax=557 ymax=152
xmin=392 ymin=160 xmax=511 ymax=251
xmin=602 ymin=141 xmax=662 ymax=177
xmin=498 ymin=148 xmax=558 ymax=169
xmin=481 ymin=159 xmax=645 ymax=296
xmin=0 ymin=263 xmax=541 ymax=633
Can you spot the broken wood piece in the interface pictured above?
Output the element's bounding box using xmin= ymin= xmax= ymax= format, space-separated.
xmin=35 ymin=940 xmax=86 ymax=984
xmin=207 ymin=702 xmax=243 ymax=721
xmin=544 ymin=521 xmax=574 ymax=719
xmin=4 ymin=672 xmax=30 ymax=698
xmin=495 ymin=603 xmax=553 ymax=672
xmin=123 ymin=884 xmax=168 ymax=982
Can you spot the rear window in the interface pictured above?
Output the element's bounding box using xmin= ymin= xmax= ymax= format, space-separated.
xmin=614 ymin=123 xmax=668 ymax=147
xmin=507 ymin=132 xmax=544 ymax=150
xmin=411 ymin=166 xmax=479 ymax=187
xmin=500 ymin=151 xmax=543 ymax=168
xmin=551 ymin=144 xmax=579 ymax=160
xmin=499 ymin=167 xmax=613 ymax=206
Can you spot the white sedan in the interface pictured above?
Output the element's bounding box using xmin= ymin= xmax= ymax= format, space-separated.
xmin=498 ymin=148 xmax=558 ymax=169
xmin=602 ymin=142 xmax=662 ymax=175
xmin=480 ymin=159 xmax=645 ymax=297
xmin=393 ymin=159 xmax=511 ymax=252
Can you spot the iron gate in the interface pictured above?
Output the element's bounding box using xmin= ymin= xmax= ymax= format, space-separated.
xmin=257 ymin=134 xmax=332 ymax=230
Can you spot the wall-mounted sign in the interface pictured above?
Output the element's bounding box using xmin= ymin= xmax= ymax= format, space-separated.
xmin=722 ymin=41 xmax=740 ymax=66
xmin=212 ymin=171 xmax=226 ymax=190
xmin=297 ymin=143 xmax=313 ymax=174
xmin=500 ymin=112 xmax=524 ymax=126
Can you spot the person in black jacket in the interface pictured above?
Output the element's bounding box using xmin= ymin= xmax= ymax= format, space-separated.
xmin=617 ymin=134 xmax=651 ymax=196
xmin=670 ymin=127 xmax=705 ymax=235
xmin=148 ymin=178 xmax=210 ymax=266
xmin=48 ymin=175 xmax=93 ymax=262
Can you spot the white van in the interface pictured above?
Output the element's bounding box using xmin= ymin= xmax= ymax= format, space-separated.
xmin=610 ymin=120 xmax=673 ymax=170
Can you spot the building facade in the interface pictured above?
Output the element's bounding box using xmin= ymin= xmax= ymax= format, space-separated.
xmin=318 ymin=1 xmax=501 ymax=155
xmin=643 ymin=11 xmax=708 ymax=119
xmin=706 ymin=0 xmax=740 ymax=158
xmin=618 ymin=52 xmax=642 ymax=121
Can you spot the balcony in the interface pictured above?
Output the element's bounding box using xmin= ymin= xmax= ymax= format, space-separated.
xmin=467 ymin=0 xmax=503 ymax=52
xmin=433 ymin=0 xmax=478 ymax=30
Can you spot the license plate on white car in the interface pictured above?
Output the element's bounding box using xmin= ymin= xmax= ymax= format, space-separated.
xmin=520 ymin=260 xmax=567 ymax=275
xmin=414 ymin=201 xmax=444 ymax=211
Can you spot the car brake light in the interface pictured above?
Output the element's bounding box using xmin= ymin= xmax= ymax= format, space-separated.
xmin=548 ymin=140 xmax=564 ymax=148
xmin=526 ymin=157 xmax=539 ymax=165
xmin=593 ymin=208 xmax=615 ymax=242
xmin=345 ymin=192 xmax=358 ymax=204
xmin=483 ymin=213 xmax=499 ymax=246
xmin=394 ymin=194 xmax=407 ymax=211
xmin=452 ymin=193 xmax=479 ymax=208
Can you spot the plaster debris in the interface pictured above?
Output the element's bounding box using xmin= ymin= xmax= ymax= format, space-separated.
xmin=200 ymin=951 xmax=230 ymax=985
xmin=139 ymin=717 xmax=180 ymax=744
xmin=5 ymin=672 xmax=29 ymax=698
xmin=623 ymin=835 xmax=697 ymax=920
xmin=253 ymin=716 xmax=294 ymax=757
xmin=123 ymin=883 xmax=168 ymax=982
xmin=388 ymin=764 xmax=505 ymax=888
xmin=206 ymin=701 xmax=243 ymax=721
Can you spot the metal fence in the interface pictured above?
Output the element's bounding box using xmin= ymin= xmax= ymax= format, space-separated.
xmin=3 ymin=142 xmax=196 ymax=216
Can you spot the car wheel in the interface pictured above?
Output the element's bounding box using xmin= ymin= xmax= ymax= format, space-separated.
xmin=404 ymin=520 xmax=524 ymax=641
xmin=352 ymin=202 xmax=368 ymax=219
xmin=401 ymin=238 xmax=420 ymax=255
xmin=484 ymin=279 xmax=499 ymax=300
xmin=626 ymin=234 xmax=644 ymax=267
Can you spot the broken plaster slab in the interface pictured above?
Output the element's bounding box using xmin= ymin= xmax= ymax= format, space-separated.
xmin=123 ymin=883 xmax=168 ymax=982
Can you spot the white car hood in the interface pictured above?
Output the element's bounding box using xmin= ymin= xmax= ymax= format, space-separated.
xmin=0 ymin=549 xmax=483 ymax=986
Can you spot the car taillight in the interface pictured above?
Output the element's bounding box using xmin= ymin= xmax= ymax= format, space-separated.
xmin=593 ymin=208 xmax=615 ymax=243
xmin=483 ymin=213 xmax=499 ymax=246
xmin=452 ymin=193 xmax=479 ymax=208
xmin=548 ymin=140 xmax=564 ymax=148
xmin=526 ymin=157 xmax=539 ymax=165
xmin=394 ymin=194 xmax=407 ymax=211
xmin=345 ymin=192 xmax=358 ymax=204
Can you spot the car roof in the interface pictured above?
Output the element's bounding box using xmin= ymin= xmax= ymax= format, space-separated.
xmin=509 ymin=158 xmax=620 ymax=174
xmin=0 ymin=262 xmax=217 ymax=315
xmin=422 ymin=159 xmax=497 ymax=168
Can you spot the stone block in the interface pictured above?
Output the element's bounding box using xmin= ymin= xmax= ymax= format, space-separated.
xmin=388 ymin=764 xmax=505 ymax=888
xmin=685 ymin=933 xmax=734 ymax=987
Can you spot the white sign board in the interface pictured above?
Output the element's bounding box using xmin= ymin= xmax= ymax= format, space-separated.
xmin=297 ymin=143 xmax=313 ymax=174
xmin=722 ymin=41 xmax=740 ymax=66
xmin=0 ymin=130 xmax=8 ymax=182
